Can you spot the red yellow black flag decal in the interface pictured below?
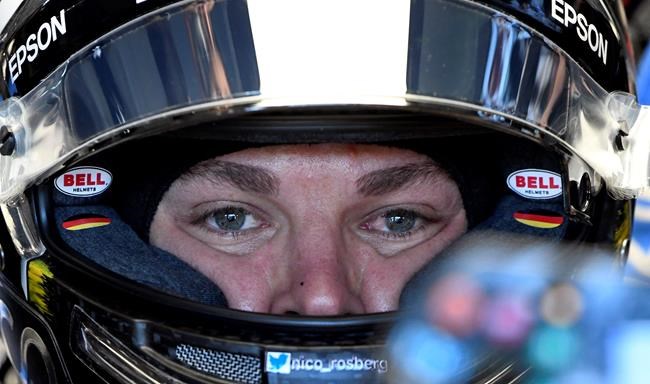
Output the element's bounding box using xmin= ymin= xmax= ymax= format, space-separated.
xmin=62 ymin=214 xmax=111 ymax=231
xmin=513 ymin=210 xmax=564 ymax=229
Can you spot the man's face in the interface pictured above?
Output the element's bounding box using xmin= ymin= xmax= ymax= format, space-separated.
xmin=149 ymin=144 xmax=467 ymax=315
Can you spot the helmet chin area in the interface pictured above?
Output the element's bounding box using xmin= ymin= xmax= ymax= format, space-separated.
xmin=68 ymin=305 xmax=394 ymax=384
xmin=20 ymin=223 xmax=637 ymax=384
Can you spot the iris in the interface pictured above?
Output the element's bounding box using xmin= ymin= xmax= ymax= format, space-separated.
xmin=213 ymin=207 xmax=247 ymax=231
xmin=385 ymin=209 xmax=416 ymax=233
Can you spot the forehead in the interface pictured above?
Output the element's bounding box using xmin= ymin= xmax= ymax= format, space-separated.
xmin=217 ymin=143 xmax=434 ymax=171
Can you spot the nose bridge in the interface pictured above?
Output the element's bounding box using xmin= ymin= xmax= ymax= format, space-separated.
xmin=296 ymin=218 xmax=342 ymax=262
xmin=288 ymin=219 xmax=362 ymax=315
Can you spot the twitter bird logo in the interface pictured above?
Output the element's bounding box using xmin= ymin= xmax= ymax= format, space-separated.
xmin=266 ymin=352 xmax=291 ymax=374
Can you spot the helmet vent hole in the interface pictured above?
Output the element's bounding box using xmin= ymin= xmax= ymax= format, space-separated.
xmin=569 ymin=173 xmax=592 ymax=213
xmin=576 ymin=173 xmax=592 ymax=212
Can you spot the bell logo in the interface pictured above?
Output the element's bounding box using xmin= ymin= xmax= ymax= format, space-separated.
xmin=62 ymin=173 xmax=107 ymax=187
xmin=266 ymin=352 xmax=291 ymax=374
xmin=514 ymin=175 xmax=560 ymax=189
xmin=55 ymin=167 xmax=112 ymax=197
xmin=507 ymin=169 xmax=562 ymax=200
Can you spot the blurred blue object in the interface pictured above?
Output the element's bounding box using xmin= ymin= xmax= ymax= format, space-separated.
xmin=390 ymin=231 xmax=650 ymax=383
xmin=627 ymin=196 xmax=650 ymax=282
xmin=388 ymin=321 xmax=469 ymax=384
xmin=606 ymin=322 xmax=650 ymax=384
xmin=627 ymin=44 xmax=650 ymax=280
xmin=638 ymin=44 xmax=650 ymax=104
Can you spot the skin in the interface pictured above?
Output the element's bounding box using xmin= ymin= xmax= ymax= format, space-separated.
xmin=149 ymin=144 xmax=467 ymax=315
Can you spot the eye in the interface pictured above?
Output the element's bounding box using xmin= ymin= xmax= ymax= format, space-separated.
xmin=384 ymin=209 xmax=417 ymax=233
xmin=206 ymin=206 xmax=264 ymax=232
xmin=360 ymin=207 xmax=432 ymax=239
xmin=356 ymin=205 xmax=449 ymax=256
xmin=183 ymin=202 xmax=276 ymax=254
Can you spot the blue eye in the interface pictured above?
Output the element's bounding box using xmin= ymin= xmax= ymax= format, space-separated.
xmin=384 ymin=209 xmax=417 ymax=233
xmin=191 ymin=203 xmax=272 ymax=247
xmin=211 ymin=207 xmax=247 ymax=231
xmin=206 ymin=206 xmax=267 ymax=233
xmin=360 ymin=207 xmax=432 ymax=240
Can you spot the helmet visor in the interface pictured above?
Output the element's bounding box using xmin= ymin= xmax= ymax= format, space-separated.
xmin=0 ymin=0 xmax=648 ymax=202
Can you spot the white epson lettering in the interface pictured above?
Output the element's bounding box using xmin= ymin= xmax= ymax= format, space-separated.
xmin=563 ymin=2 xmax=576 ymax=27
xmin=36 ymin=22 xmax=51 ymax=50
xmin=550 ymin=0 xmax=609 ymax=65
xmin=576 ymin=14 xmax=588 ymax=41
xmin=7 ymin=9 xmax=67 ymax=82
xmin=50 ymin=9 xmax=67 ymax=38
xmin=8 ymin=55 xmax=18 ymax=79
xmin=551 ymin=0 xmax=564 ymax=23
xmin=26 ymin=34 xmax=37 ymax=61
xmin=14 ymin=46 xmax=26 ymax=77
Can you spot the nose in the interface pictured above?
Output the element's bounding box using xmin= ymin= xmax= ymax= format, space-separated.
xmin=270 ymin=225 xmax=365 ymax=316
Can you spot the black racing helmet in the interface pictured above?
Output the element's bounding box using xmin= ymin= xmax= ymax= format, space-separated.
xmin=0 ymin=0 xmax=647 ymax=383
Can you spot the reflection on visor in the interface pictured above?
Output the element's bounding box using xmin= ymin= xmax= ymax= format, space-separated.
xmin=0 ymin=0 xmax=649 ymax=202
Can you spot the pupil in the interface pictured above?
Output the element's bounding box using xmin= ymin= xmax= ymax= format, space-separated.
xmin=215 ymin=208 xmax=246 ymax=230
xmin=385 ymin=210 xmax=416 ymax=232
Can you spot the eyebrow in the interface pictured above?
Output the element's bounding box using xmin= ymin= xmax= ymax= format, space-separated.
xmin=356 ymin=161 xmax=448 ymax=196
xmin=180 ymin=160 xmax=279 ymax=195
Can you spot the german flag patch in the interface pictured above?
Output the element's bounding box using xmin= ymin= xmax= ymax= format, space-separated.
xmin=513 ymin=210 xmax=564 ymax=229
xmin=62 ymin=214 xmax=111 ymax=231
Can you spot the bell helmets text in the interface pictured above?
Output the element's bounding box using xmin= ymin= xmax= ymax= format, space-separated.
xmin=507 ymin=169 xmax=562 ymax=200
xmin=55 ymin=167 xmax=112 ymax=197
xmin=7 ymin=9 xmax=67 ymax=83
xmin=550 ymin=0 xmax=608 ymax=65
